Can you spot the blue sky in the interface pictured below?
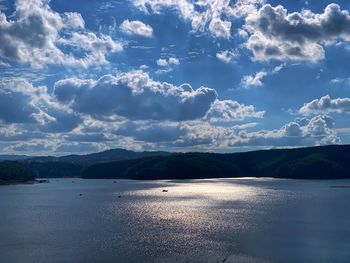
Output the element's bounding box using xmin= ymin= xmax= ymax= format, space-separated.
xmin=1 ymin=0 xmax=350 ymax=155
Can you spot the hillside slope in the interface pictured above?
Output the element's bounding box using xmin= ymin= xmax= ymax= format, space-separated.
xmin=82 ymin=145 xmax=350 ymax=180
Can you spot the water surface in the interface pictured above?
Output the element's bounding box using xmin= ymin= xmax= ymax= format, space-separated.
xmin=1 ymin=178 xmax=350 ymax=263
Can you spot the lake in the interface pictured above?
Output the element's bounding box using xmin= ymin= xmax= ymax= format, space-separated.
xmin=1 ymin=178 xmax=350 ymax=263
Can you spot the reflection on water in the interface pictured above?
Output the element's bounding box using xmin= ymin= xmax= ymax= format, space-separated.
xmin=1 ymin=178 xmax=350 ymax=263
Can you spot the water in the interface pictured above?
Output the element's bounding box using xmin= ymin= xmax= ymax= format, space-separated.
xmin=1 ymin=178 xmax=350 ymax=263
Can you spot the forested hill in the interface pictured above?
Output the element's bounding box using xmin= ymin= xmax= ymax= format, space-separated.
xmin=0 ymin=161 xmax=35 ymax=184
xmin=82 ymin=145 xmax=350 ymax=180
xmin=1 ymin=145 xmax=350 ymax=181
xmin=26 ymin=148 xmax=171 ymax=164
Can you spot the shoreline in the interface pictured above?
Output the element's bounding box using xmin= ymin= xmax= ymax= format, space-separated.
xmin=0 ymin=179 xmax=48 ymax=186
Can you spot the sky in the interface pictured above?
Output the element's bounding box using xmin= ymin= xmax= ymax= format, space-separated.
xmin=1 ymin=0 xmax=350 ymax=155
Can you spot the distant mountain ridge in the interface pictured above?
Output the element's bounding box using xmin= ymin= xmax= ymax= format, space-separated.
xmin=1 ymin=145 xmax=350 ymax=181
xmin=1 ymin=148 xmax=171 ymax=164
xmin=82 ymin=144 xmax=350 ymax=180
xmin=0 ymin=155 xmax=29 ymax=161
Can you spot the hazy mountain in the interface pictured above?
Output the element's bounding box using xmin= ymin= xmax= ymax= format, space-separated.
xmin=0 ymin=155 xmax=29 ymax=161
xmin=26 ymin=148 xmax=171 ymax=164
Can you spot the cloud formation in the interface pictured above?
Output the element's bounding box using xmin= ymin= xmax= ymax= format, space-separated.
xmin=299 ymin=95 xmax=350 ymax=115
xmin=245 ymin=3 xmax=350 ymax=61
xmin=113 ymin=114 xmax=339 ymax=150
xmin=0 ymin=79 xmax=81 ymax=132
xmin=119 ymin=20 xmax=153 ymax=37
xmin=156 ymin=57 xmax=180 ymax=67
xmin=132 ymin=0 xmax=264 ymax=39
xmin=241 ymin=64 xmax=284 ymax=88
xmin=216 ymin=50 xmax=237 ymax=63
xmin=241 ymin=71 xmax=267 ymax=87
xmin=0 ymin=80 xmax=44 ymax=124
xmin=205 ymin=100 xmax=264 ymax=121
xmin=0 ymin=75 xmax=339 ymax=154
xmin=0 ymin=0 xmax=122 ymax=67
xmin=54 ymin=71 xmax=261 ymax=122
xmin=232 ymin=115 xmax=340 ymax=147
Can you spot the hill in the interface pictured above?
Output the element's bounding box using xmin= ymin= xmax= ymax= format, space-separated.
xmin=82 ymin=145 xmax=350 ymax=180
xmin=24 ymin=148 xmax=170 ymax=164
xmin=0 ymin=161 xmax=36 ymax=184
xmin=1 ymin=145 xmax=350 ymax=181
xmin=0 ymin=155 xmax=29 ymax=161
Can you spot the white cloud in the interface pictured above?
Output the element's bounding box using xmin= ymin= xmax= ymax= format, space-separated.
xmin=0 ymin=79 xmax=81 ymax=131
xmin=216 ymin=50 xmax=237 ymax=63
xmin=229 ymin=0 xmax=266 ymax=17
xmin=241 ymin=64 xmax=284 ymax=88
xmin=205 ymin=100 xmax=264 ymax=121
xmin=231 ymin=115 xmax=340 ymax=147
xmin=131 ymin=0 xmax=264 ymax=39
xmin=54 ymin=70 xmax=262 ymax=123
xmin=241 ymin=71 xmax=267 ymax=87
xmin=0 ymin=0 xmax=122 ymax=68
xmin=114 ymin=114 xmax=339 ymax=150
xmin=62 ymin=12 xmax=85 ymax=29
xmin=54 ymin=71 xmax=217 ymax=121
xmin=299 ymin=95 xmax=350 ymax=115
xmin=59 ymin=32 xmax=122 ymax=53
xmin=208 ymin=18 xmax=232 ymax=39
xmin=0 ymin=60 xmax=10 ymax=68
xmin=0 ymin=77 xmax=341 ymax=154
xmin=330 ymin=77 xmax=350 ymax=85
xmin=244 ymin=3 xmax=350 ymax=61
xmin=156 ymin=57 xmax=180 ymax=67
xmin=4 ymin=140 xmax=55 ymax=154
xmin=168 ymin=57 xmax=180 ymax=65
xmin=119 ymin=20 xmax=153 ymax=37
xmin=0 ymin=80 xmax=45 ymax=124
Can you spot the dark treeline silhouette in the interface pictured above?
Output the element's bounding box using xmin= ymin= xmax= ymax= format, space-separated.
xmin=0 ymin=161 xmax=35 ymax=183
xmin=1 ymin=145 xmax=350 ymax=181
xmin=82 ymin=145 xmax=350 ymax=180
xmin=27 ymin=149 xmax=170 ymax=164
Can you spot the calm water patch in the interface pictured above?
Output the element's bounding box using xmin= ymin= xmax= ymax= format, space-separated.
xmin=0 ymin=178 xmax=350 ymax=263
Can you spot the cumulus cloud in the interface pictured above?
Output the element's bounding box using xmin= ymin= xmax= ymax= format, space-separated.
xmin=54 ymin=70 xmax=261 ymax=122
xmin=0 ymin=124 xmax=46 ymax=142
xmin=0 ymin=79 xmax=81 ymax=132
xmin=62 ymin=12 xmax=85 ymax=29
xmin=208 ymin=18 xmax=232 ymax=39
xmin=229 ymin=0 xmax=266 ymax=17
xmin=156 ymin=57 xmax=180 ymax=67
xmin=131 ymin=0 xmax=264 ymax=38
xmin=205 ymin=100 xmax=264 ymax=121
xmin=216 ymin=50 xmax=237 ymax=63
xmin=0 ymin=80 xmax=44 ymax=124
xmin=119 ymin=19 xmax=153 ymax=37
xmin=54 ymin=71 xmax=217 ymax=121
xmin=116 ymin=121 xmax=187 ymax=143
xmin=0 ymin=0 xmax=122 ymax=68
xmin=299 ymin=95 xmax=350 ymax=115
xmin=115 ymin=121 xmax=236 ymax=148
xmin=57 ymin=32 xmax=122 ymax=67
xmin=244 ymin=3 xmax=350 ymax=61
xmin=241 ymin=64 xmax=284 ymax=88
xmin=231 ymin=115 xmax=340 ymax=147
xmin=241 ymin=70 xmax=267 ymax=87
xmin=0 ymin=78 xmax=340 ymax=154
xmin=4 ymin=140 xmax=54 ymax=153
xmin=113 ymin=114 xmax=339 ymax=150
